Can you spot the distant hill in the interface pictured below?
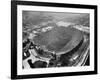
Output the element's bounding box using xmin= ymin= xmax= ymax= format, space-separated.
xmin=23 ymin=11 xmax=89 ymax=33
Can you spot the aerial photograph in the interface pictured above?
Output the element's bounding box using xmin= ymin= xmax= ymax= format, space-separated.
xmin=22 ymin=11 xmax=90 ymax=69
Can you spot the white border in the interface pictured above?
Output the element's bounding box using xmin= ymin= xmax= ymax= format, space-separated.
xmin=17 ymin=5 xmax=94 ymax=75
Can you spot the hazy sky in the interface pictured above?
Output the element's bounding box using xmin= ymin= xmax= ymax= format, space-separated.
xmin=23 ymin=11 xmax=89 ymax=26
xmin=23 ymin=11 xmax=88 ymax=20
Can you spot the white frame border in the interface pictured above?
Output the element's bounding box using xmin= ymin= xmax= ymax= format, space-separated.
xmin=17 ymin=5 xmax=95 ymax=75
